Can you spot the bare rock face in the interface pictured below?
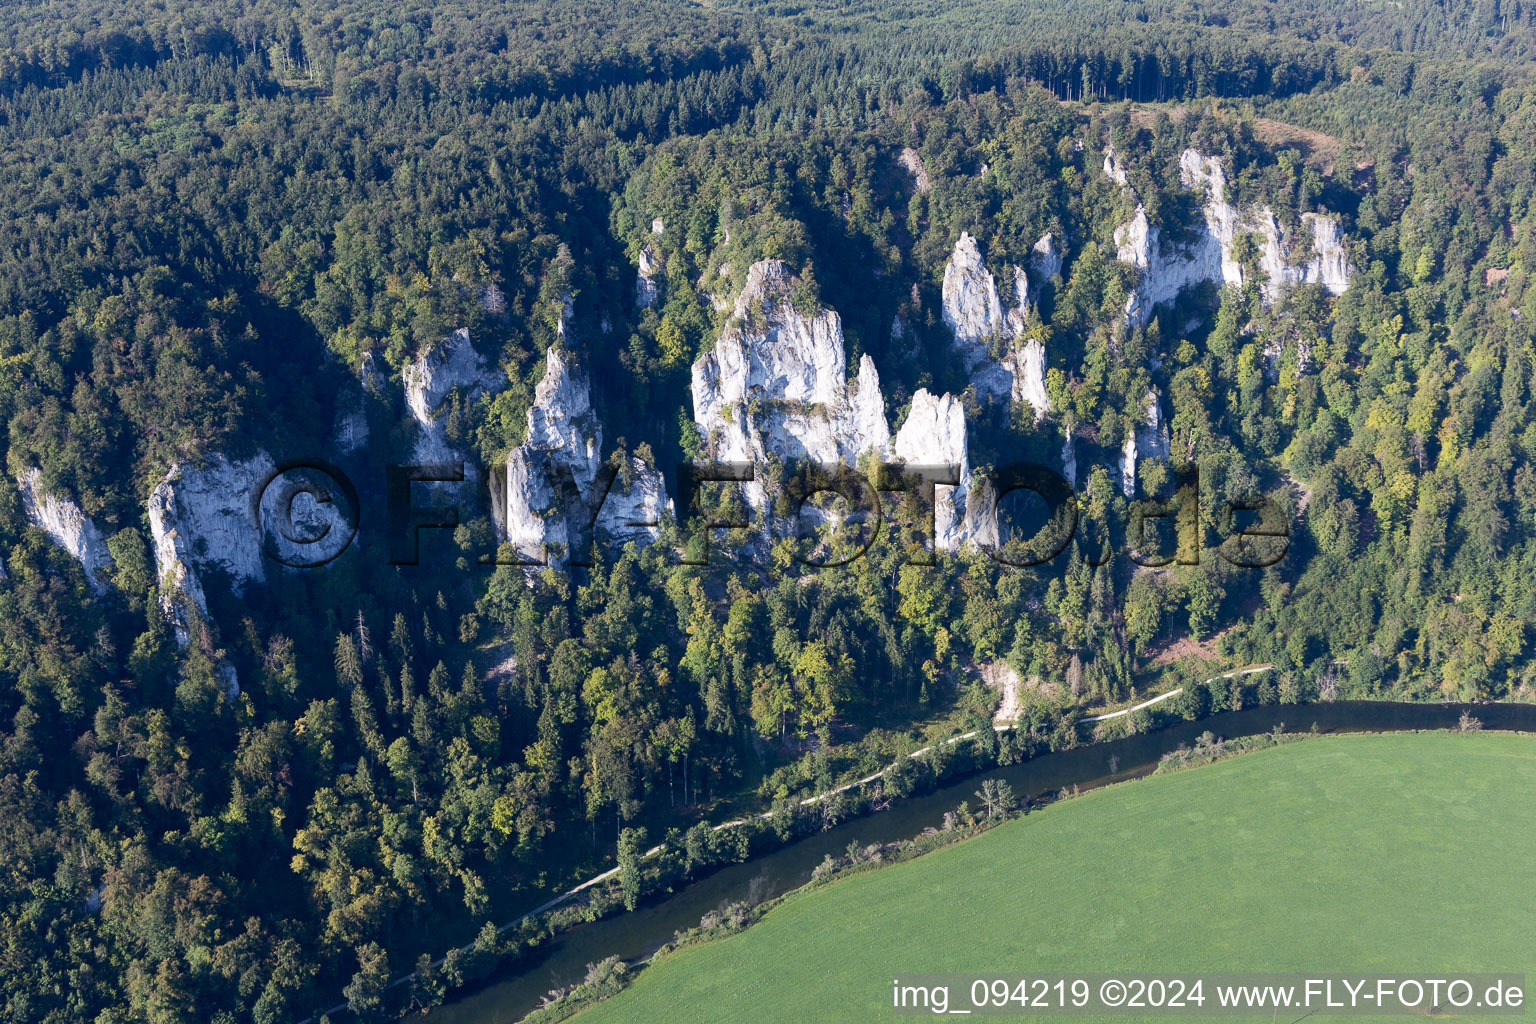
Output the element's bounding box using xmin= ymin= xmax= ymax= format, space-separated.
xmin=149 ymin=453 xmax=351 ymax=693
xmin=148 ymin=456 xmax=267 ymax=698
xmin=943 ymin=233 xmax=1051 ymax=415
xmin=636 ymin=245 xmax=661 ymax=309
xmin=850 ymin=354 xmax=892 ymax=453
xmin=1113 ymin=203 xmax=1226 ymax=327
xmin=149 ymin=456 xmax=267 ymax=602
xmin=898 ymin=146 xmax=931 ymax=193
xmin=691 ymin=260 xmax=892 ymax=513
xmin=933 ymin=233 xmax=1044 ymax=405
xmin=17 ymin=468 xmax=113 ymax=593
xmin=1012 ymin=337 xmax=1050 ymax=421
xmin=504 ymin=347 xmax=670 ymax=563
xmin=403 ymin=327 xmax=504 ymax=465
xmin=1060 ymin=427 xmax=1078 ymax=490
xmin=1103 ymin=143 xmax=1130 ymax=185
xmin=1120 ymin=432 xmax=1140 ymax=498
xmin=1300 ymin=213 xmax=1352 ymax=294
xmin=1111 ymin=148 xmax=1354 ymax=326
xmin=504 ymin=346 xmax=600 ymax=559
xmin=1119 ymin=391 xmax=1170 ymax=496
xmin=892 ymin=389 xmax=990 ymax=551
xmin=333 ymin=352 xmax=378 ymax=455
xmin=1031 ymin=231 xmax=1064 ymax=282
xmin=941 ymin=232 xmax=1006 ymax=375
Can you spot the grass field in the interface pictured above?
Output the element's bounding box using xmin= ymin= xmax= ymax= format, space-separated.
xmin=573 ymin=733 xmax=1536 ymax=1023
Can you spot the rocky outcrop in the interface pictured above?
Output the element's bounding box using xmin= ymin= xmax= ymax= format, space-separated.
xmin=941 ymin=232 xmax=1006 ymax=383
xmin=942 ymin=233 xmax=1052 ymax=416
xmin=17 ymin=469 xmax=113 ymax=594
xmin=149 ymin=458 xmax=267 ymax=616
xmin=333 ymin=352 xmax=379 ymax=455
xmin=1298 ymin=213 xmax=1351 ymax=294
xmin=149 ymin=453 xmax=353 ymax=693
xmin=1013 ymin=337 xmax=1050 ymax=422
xmin=1110 ymin=148 xmax=1354 ymax=326
xmin=691 ymin=261 xmax=892 ymax=514
xmin=898 ymin=147 xmax=930 ymax=193
xmin=891 ymin=389 xmax=992 ymax=551
xmin=850 ymin=354 xmax=892 ymax=453
xmin=1060 ymin=427 xmax=1078 ymax=490
xmin=686 ymin=258 xmax=1008 ymax=553
xmin=503 ymin=347 xmax=670 ymax=563
xmin=1113 ymin=202 xmax=1219 ymax=328
xmin=1031 ymin=232 xmax=1064 ymax=282
xmin=403 ymin=327 xmax=504 ymax=465
xmin=636 ymin=246 xmax=661 ymax=309
xmin=148 ymin=456 xmax=265 ymax=698
xmin=1103 ymin=143 xmax=1130 ymax=186
xmin=1119 ymin=391 xmax=1170 ymax=496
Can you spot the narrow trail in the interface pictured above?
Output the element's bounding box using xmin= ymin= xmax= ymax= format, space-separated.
xmin=292 ymin=663 xmax=1274 ymax=1023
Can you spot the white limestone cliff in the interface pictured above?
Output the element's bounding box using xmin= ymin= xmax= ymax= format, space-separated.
xmin=1103 ymin=143 xmax=1130 ymax=186
xmin=636 ymin=245 xmax=661 ymax=309
xmin=898 ymin=147 xmax=931 ymax=193
xmin=149 ymin=456 xmax=267 ymax=603
xmin=1012 ymin=337 xmax=1050 ymax=422
xmin=1060 ymin=427 xmax=1078 ymax=490
xmin=942 ymin=233 xmax=1052 ymax=416
xmin=691 ymin=260 xmax=893 ymax=515
xmin=1119 ymin=391 xmax=1170 ymax=496
xmin=1031 ymin=231 xmax=1064 ymax=282
xmin=149 ymin=453 xmax=352 ymax=693
xmin=941 ymin=232 xmax=1006 ymax=383
xmin=1120 ymin=432 xmax=1140 ymax=498
xmin=1110 ymin=148 xmax=1353 ymax=326
xmin=403 ymin=327 xmax=504 ymax=465
xmin=891 ymin=389 xmax=992 ymax=551
xmin=504 ymin=347 xmax=670 ymax=563
xmin=850 ymin=354 xmax=892 ymax=453
xmin=333 ymin=352 xmax=379 ymax=455
xmin=17 ymin=469 xmax=113 ymax=594
xmin=1298 ymin=213 xmax=1352 ymax=294
xmin=148 ymin=456 xmax=264 ymax=698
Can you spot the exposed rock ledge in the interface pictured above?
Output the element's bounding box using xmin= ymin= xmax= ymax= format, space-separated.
xmin=1110 ymin=148 xmax=1353 ymax=326
xmin=403 ymin=327 xmax=504 ymax=466
xmin=690 ymin=258 xmax=1009 ymax=553
xmin=891 ymin=389 xmax=993 ymax=551
xmin=149 ymin=453 xmax=350 ymax=696
xmin=17 ymin=468 xmax=113 ymax=593
xmin=636 ymin=245 xmax=661 ymax=309
xmin=898 ymin=146 xmax=931 ymax=194
xmin=1119 ymin=390 xmax=1170 ymax=496
xmin=941 ymin=232 xmax=1052 ymax=419
xmin=502 ymin=347 xmax=670 ymax=564
xmin=149 ymin=456 xmax=265 ymax=698
xmin=691 ymin=260 xmax=893 ymax=514
xmin=333 ymin=352 xmax=380 ymax=455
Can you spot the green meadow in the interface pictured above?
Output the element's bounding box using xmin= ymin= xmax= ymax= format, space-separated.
xmin=574 ymin=732 xmax=1536 ymax=1023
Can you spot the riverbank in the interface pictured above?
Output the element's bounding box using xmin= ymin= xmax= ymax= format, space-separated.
xmin=566 ymin=730 xmax=1536 ymax=1024
xmin=409 ymin=699 xmax=1536 ymax=1024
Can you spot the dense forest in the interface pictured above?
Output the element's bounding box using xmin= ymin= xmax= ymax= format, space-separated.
xmin=2 ymin=0 xmax=1535 ymax=1021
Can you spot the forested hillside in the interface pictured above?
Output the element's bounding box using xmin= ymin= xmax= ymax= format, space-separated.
xmin=1 ymin=1 xmax=1535 ymax=1021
